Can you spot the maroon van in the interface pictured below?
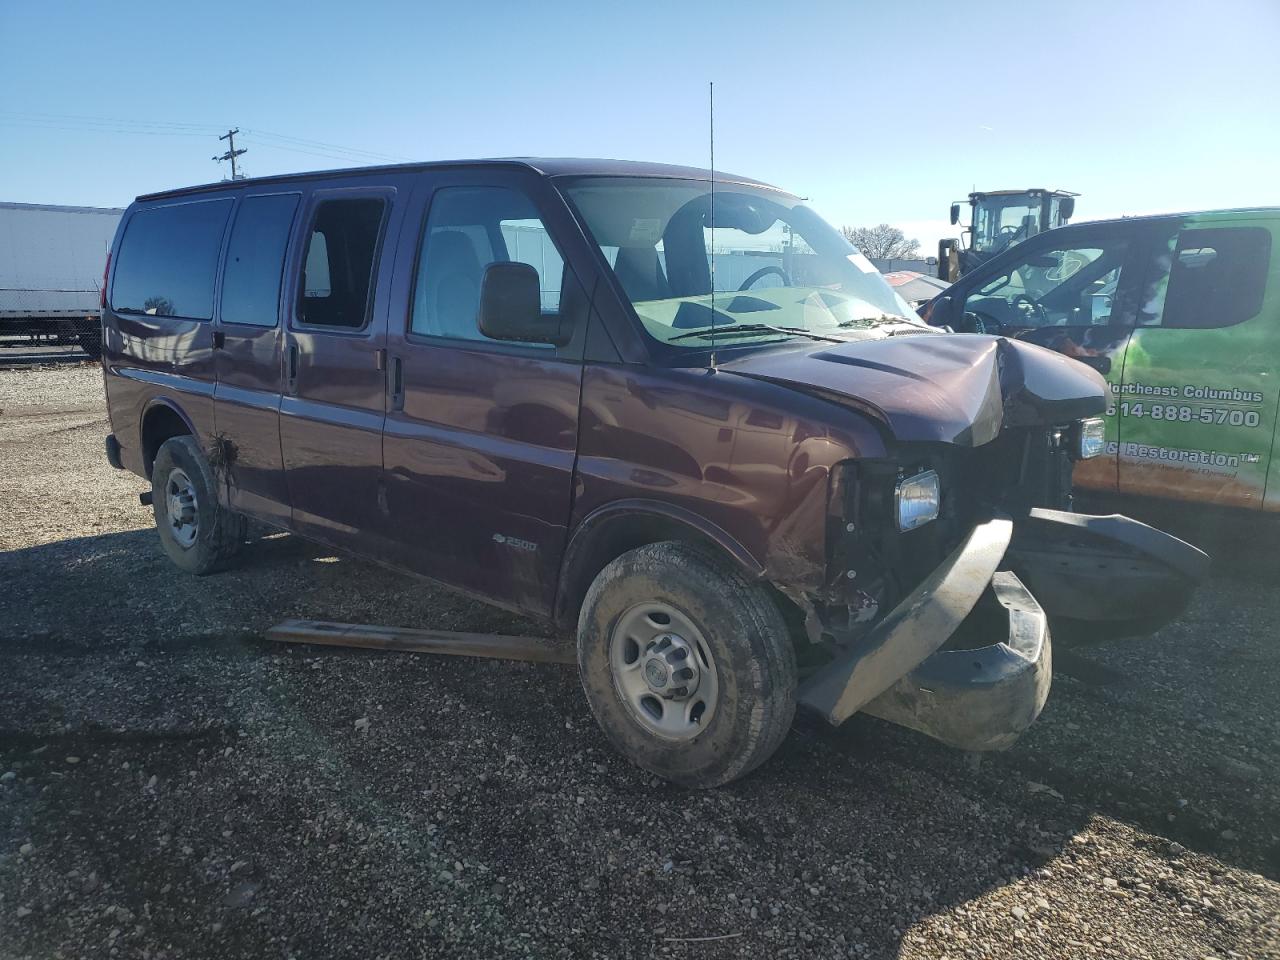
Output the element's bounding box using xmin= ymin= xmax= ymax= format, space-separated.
xmin=100 ymin=159 xmax=1207 ymax=786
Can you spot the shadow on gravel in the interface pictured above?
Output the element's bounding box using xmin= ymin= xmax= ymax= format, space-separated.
xmin=2 ymin=524 xmax=1277 ymax=958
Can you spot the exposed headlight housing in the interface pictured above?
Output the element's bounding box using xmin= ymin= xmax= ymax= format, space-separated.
xmin=1072 ymin=417 xmax=1106 ymax=460
xmin=895 ymin=470 xmax=940 ymax=531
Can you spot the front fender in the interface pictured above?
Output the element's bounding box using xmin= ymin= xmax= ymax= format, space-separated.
xmin=554 ymin=498 xmax=765 ymax=632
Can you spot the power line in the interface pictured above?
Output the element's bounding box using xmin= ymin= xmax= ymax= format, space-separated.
xmin=0 ymin=111 xmax=412 ymax=165
xmin=234 ymin=136 xmax=409 ymax=166
xmin=0 ymin=110 xmax=225 ymax=132
xmin=238 ymin=129 xmax=411 ymax=163
xmin=0 ymin=119 xmax=214 ymax=139
xmin=213 ymin=128 xmax=247 ymax=180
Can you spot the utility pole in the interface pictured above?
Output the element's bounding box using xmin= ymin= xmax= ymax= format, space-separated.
xmin=213 ymin=128 xmax=247 ymax=180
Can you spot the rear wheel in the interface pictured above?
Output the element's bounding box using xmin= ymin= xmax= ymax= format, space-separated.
xmin=577 ymin=541 xmax=797 ymax=787
xmin=150 ymin=436 xmax=245 ymax=574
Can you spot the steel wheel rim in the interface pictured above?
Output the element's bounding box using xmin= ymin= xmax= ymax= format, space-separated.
xmin=165 ymin=467 xmax=199 ymax=548
xmin=608 ymin=600 xmax=719 ymax=742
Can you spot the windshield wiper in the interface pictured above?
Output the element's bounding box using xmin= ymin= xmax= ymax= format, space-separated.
xmin=836 ymin=313 xmax=915 ymax=329
xmin=669 ymin=323 xmax=842 ymax=344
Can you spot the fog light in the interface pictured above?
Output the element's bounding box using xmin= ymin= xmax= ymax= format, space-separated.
xmin=895 ymin=470 xmax=940 ymax=531
xmin=1073 ymin=417 xmax=1106 ymax=460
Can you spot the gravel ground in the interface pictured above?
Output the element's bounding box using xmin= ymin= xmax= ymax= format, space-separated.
xmin=1 ymin=365 xmax=1278 ymax=960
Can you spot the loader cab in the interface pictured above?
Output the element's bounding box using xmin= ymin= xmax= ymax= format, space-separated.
xmin=939 ymin=189 xmax=1078 ymax=283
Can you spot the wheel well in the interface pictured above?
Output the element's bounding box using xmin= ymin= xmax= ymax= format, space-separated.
xmin=555 ymin=512 xmax=800 ymax=636
xmin=140 ymin=405 xmax=192 ymax=476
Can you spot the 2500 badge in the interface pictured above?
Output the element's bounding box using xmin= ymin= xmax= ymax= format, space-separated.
xmin=1112 ymin=402 xmax=1262 ymax=428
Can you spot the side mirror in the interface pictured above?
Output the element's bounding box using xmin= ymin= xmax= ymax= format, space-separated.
xmin=1060 ymin=197 xmax=1075 ymax=222
xmin=477 ymin=262 xmax=566 ymax=345
xmin=949 ymin=203 xmax=961 ymax=226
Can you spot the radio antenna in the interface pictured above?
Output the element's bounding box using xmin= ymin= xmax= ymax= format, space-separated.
xmin=708 ymin=80 xmax=717 ymax=370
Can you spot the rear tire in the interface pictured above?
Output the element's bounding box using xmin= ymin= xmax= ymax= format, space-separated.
xmin=577 ymin=541 xmax=797 ymax=788
xmin=151 ymin=436 xmax=246 ymax=575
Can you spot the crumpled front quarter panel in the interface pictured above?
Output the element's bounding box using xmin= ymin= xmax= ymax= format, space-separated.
xmin=572 ymin=363 xmax=887 ymax=592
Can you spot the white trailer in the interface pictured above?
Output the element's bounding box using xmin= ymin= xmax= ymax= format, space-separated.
xmin=0 ymin=201 xmax=124 ymax=355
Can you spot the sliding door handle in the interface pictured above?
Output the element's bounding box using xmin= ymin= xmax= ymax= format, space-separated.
xmin=390 ymin=355 xmax=404 ymax=411
xmin=286 ymin=344 xmax=299 ymax=394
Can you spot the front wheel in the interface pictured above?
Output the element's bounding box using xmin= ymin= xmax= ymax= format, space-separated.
xmin=577 ymin=541 xmax=797 ymax=787
xmin=150 ymin=436 xmax=246 ymax=575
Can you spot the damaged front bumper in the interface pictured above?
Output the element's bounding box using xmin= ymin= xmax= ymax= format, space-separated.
xmin=1006 ymin=508 xmax=1210 ymax=630
xmin=861 ymin=571 xmax=1050 ymax=751
xmin=797 ymin=510 xmax=1207 ymax=750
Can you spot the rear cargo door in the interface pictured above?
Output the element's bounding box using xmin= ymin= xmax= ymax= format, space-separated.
xmin=212 ymin=191 xmax=300 ymax=523
xmin=104 ymin=197 xmax=231 ymax=452
xmin=1117 ymin=214 xmax=1280 ymax=510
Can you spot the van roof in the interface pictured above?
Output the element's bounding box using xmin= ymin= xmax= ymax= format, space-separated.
xmin=1043 ymin=207 xmax=1280 ymax=231
xmin=136 ymin=158 xmax=779 ymax=202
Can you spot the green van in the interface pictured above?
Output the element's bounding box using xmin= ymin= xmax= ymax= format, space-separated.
xmin=923 ymin=209 xmax=1280 ymax=513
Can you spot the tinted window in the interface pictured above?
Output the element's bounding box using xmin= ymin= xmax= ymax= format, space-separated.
xmin=112 ymin=199 xmax=232 ymax=320
xmin=298 ymin=197 xmax=386 ymax=328
xmin=1143 ymin=227 xmax=1272 ymax=329
xmin=410 ymin=186 xmax=562 ymax=344
xmin=220 ymin=194 xmax=299 ymax=327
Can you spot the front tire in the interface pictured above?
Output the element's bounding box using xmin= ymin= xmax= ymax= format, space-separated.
xmin=577 ymin=541 xmax=797 ymax=788
xmin=150 ymin=436 xmax=246 ymax=575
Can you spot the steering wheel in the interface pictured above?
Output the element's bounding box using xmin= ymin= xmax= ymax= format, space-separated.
xmin=962 ymin=311 xmax=993 ymax=334
xmin=993 ymin=222 xmax=1028 ymax=253
xmin=1011 ymin=294 xmax=1047 ymax=324
xmin=738 ymin=265 xmax=791 ymax=291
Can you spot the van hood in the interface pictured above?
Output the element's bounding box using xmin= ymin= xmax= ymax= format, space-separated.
xmin=721 ymin=333 xmax=1106 ymax=446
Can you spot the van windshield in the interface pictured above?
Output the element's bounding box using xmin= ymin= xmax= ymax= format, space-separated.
xmin=562 ymin=177 xmax=922 ymax=347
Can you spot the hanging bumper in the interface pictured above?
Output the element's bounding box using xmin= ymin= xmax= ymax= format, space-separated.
xmin=1005 ymin=508 xmax=1210 ymax=629
xmin=797 ymin=509 xmax=1206 ymax=750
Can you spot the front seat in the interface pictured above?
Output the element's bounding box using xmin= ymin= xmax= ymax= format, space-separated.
xmin=613 ymin=246 xmax=671 ymax=303
xmin=419 ymin=230 xmax=483 ymax=337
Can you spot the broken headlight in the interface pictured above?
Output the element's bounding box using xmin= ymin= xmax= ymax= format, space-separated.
xmin=895 ymin=470 xmax=940 ymax=532
xmin=1072 ymin=417 xmax=1106 ymax=460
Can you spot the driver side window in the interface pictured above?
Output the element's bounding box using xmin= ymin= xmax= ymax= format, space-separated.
xmin=964 ymin=240 xmax=1128 ymax=330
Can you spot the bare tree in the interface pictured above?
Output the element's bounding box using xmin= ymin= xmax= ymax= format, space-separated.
xmin=841 ymin=224 xmax=921 ymax=260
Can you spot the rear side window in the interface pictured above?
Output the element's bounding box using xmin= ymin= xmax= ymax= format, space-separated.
xmin=111 ymin=198 xmax=232 ymax=320
xmin=220 ymin=194 xmax=299 ymax=327
xmin=1146 ymin=226 xmax=1272 ymax=329
xmin=298 ymin=197 xmax=386 ymax=328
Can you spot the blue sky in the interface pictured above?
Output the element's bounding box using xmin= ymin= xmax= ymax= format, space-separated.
xmin=3 ymin=0 xmax=1278 ymax=250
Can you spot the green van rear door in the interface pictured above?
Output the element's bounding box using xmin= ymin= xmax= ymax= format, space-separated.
xmin=1116 ymin=213 xmax=1279 ymax=510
